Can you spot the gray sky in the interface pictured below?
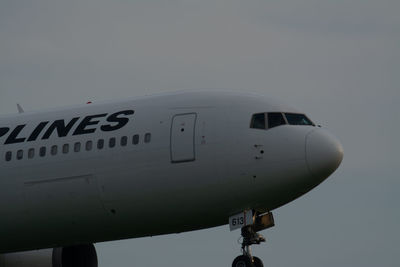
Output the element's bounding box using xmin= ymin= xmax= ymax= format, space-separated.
xmin=0 ymin=1 xmax=399 ymax=266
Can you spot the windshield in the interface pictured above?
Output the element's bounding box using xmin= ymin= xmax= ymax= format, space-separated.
xmin=267 ymin=113 xmax=286 ymax=128
xmin=284 ymin=113 xmax=314 ymax=126
xmin=250 ymin=112 xmax=314 ymax=130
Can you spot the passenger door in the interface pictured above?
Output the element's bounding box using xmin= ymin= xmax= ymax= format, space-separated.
xmin=170 ymin=113 xmax=197 ymax=163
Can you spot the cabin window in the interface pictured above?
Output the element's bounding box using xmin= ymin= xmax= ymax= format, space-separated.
xmin=17 ymin=150 xmax=23 ymax=160
xmin=5 ymin=151 xmax=12 ymax=161
xmin=109 ymin=137 xmax=116 ymax=148
xmin=28 ymin=148 xmax=35 ymax=159
xmin=284 ymin=113 xmax=314 ymax=126
xmin=51 ymin=145 xmax=58 ymax=155
xmin=144 ymin=133 xmax=151 ymax=143
xmin=132 ymin=134 xmax=139 ymax=145
xmin=97 ymin=139 xmax=104 ymax=149
xmin=267 ymin=113 xmax=286 ymax=129
xmin=86 ymin=141 xmax=93 ymax=151
xmin=40 ymin=147 xmax=46 ymax=157
xmin=74 ymin=142 xmax=81 ymax=152
xmin=63 ymin=144 xmax=69 ymax=154
xmin=250 ymin=113 xmax=266 ymax=129
xmin=121 ymin=136 xmax=128 ymax=146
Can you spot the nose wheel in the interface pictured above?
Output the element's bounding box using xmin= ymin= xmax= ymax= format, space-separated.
xmin=232 ymin=226 xmax=265 ymax=267
xmin=232 ymin=255 xmax=263 ymax=267
xmin=231 ymin=211 xmax=274 ymax=267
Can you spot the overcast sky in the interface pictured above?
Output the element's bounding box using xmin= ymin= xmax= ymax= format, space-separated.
xmin=0 ymin=1 xmax=399 ymax=266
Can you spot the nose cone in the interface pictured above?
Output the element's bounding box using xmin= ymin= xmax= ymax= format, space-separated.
xmin=306 ymin=129 xmax=343 ymax=179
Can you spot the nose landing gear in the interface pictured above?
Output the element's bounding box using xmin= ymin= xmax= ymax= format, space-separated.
xmin=231 ymin=212 xmax=274 ymax=267
xmin=232 ymin=226 xmax=266 ymax=267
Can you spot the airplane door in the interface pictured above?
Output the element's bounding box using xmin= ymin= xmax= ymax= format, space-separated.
xmin=170 ymin=113 xmax=197 ymax=163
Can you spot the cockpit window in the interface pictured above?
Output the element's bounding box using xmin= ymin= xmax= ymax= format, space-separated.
xmin=284 ymin=113 xmax=314 ymax=126
xmin=267 ymin=113 xmax=286 ymax=129
xmin=250 ymin=113 xmax=266 ymax=129
xmin=251 ymin=112 xmax=314 ymax=130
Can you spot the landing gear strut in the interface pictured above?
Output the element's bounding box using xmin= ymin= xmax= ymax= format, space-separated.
xmin=232 ymin=226 xmax=265 ymax=267
xmin=231 ymin=212 xmax=274 ymax=267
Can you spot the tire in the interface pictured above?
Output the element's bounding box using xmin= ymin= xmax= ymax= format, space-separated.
xmin=232 ymin=255 xmax=253 ymax=267
xmin=253 ymin=256 xmax=264 ymax=267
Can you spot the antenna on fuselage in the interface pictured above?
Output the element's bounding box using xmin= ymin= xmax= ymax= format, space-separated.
xmin=16 ymin=103 xmax=24 ymax=113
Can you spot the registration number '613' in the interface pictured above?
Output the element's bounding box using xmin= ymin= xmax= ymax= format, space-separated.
xmin=229 ymin=210 xmax=254 ymax=231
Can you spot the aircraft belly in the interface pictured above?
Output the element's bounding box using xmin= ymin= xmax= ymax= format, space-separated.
xmin=0 ymin=148 xmax=229 ymax=253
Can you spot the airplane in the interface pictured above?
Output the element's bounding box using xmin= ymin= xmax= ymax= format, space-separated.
xmin=0 ymin=90 xmax=343 ymax=267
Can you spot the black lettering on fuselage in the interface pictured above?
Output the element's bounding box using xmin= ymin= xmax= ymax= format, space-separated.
xmin=27 ymin=121 xmax=49 ymax=141
xmin=5 ymin=125 xmax=27 ymax=144
xmin=0 ymin=127 xmax=10 ymax=138
xmin=101 ymin=110 xmax=135 ymax=132
xmin=73 ymin=114 xmax=107 ymax=135
xmin=42 ymin=118 xmax=80 ymax=139
xmin=2 ymin=109 xmax=135 ymax=145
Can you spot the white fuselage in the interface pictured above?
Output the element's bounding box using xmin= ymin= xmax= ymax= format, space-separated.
xmin=0 ymin=91 xmax=343 ymax=253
